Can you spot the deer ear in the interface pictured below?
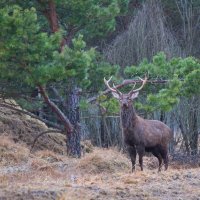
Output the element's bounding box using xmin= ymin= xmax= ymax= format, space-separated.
xmin=112 ymin=92 xmax=120 ymax=99
xmin=130 ymin=92 xmax=139 ymax=100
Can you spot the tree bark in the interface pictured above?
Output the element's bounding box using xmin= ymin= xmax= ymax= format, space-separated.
xmin=177 ymin=114 xmax=190 ymax=154
xmin=188 ymin=100 xmax=198 ymax=155
xmin=40 ymin=0 xmax=59 ymax=33
xmin=48 ymin=0 xmax=59 ymax=32
xmin=38 ymin=85 xmax=84 ymax=157
xmin=66 ymin=84 xmax=81 ymax=157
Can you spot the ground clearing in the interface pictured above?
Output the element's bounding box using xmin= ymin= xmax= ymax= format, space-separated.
xmin=0 ymin=137 xmax=199 ymax=200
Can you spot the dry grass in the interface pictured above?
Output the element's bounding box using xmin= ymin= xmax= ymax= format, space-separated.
xmin=0 ymin=102 xmax=199 ymax=199
xmin=0 ymin=139 xmax=199 ymax=200
xmin=76 ymin=148 xmax=129 ymax=174
xmin=34 ymin=150 xmax=64 ymax=163
xmin=0 ymin=99 xmax=66 ymax=154
xmin=0 ymin=136 xmax=29 ymax=166
xmin=81 ymin=140 xmax=94 ymax=154
xmin=30 ymin=157 xmax=50 ymax=170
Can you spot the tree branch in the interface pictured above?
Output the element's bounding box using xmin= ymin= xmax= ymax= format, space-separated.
xmin=38 ymin=85 xmax=73 ymax=133
xmin=0 ymin=102 xmax=62 ymax=130
xmin=50 ymin=86 xmax=67 ymax=109
xmin=30 ymin=129 xmax=63 ymax=152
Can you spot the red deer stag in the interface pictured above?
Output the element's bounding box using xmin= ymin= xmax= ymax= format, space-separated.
xmin=104 ymin=76 xmax=172 ymax=172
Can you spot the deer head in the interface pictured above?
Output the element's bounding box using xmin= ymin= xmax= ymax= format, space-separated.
xmin=104 ymin=76 xmax=147 ymax=108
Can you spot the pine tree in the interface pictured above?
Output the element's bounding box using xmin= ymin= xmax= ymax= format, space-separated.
xmin=0 ymin=1 xmax=128 ymax=157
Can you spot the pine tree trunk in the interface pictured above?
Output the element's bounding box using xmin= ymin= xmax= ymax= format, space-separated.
xmin=66 ymin=85 xmax=81 ymax=157
xmin=189 ymin=106 xmax=198 ymax=155
xmin=178 ymin=117 xmax=190 ymax=154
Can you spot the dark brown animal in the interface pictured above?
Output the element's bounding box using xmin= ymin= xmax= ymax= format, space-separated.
xmin=104 ymin=76 xmax=172 ymax=172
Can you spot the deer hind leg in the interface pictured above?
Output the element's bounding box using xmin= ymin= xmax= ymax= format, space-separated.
xmin=160 ymin=147 xmax=169 ymax=170
xmin=136 ymin=145 xmax=145 ymax=171
xmin=152 ymin=149 xmax=163 ymax=172
xmin=127 ymin=146 xmax=136 ymax=172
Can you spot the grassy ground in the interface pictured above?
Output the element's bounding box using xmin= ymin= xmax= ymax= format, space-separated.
xmin=0 ymin=101 xmax=199 ymax=199
xmin=0 ymin=136 xmax=199 ymax=200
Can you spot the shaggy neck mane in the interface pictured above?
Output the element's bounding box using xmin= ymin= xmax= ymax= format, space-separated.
xmin=121 ymin=105 xmax=137 ymax=129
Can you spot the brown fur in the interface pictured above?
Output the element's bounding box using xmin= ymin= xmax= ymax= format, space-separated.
xmin=121 ymin=104 xmax=172 ymax=172
xmin=104 ymin=77 xmax=172 ymax=172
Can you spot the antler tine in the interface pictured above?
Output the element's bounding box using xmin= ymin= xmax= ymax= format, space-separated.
xmin=107 ymin=76 xmax=113 ymax=83
xmin=131 ymin=82 xmax=136 ymax=90
xmin=129 ymin=75 xmax=147 ymax=94
xmin=104 ymin=77 xmax=116 ymax=93
xmin=113 ymin=83 xmax=122 ymax=95
xmin=104 ymin=77 xmax=122 ymax=95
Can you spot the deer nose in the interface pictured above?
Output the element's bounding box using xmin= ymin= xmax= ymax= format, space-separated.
xmin=122 ymin=102 xmax=129 ymax=108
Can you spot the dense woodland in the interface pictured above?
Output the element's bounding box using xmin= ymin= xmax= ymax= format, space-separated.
xmin=0 ymin=0 xmax=200 ymax=158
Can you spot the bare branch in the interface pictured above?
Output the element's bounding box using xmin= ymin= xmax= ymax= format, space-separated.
xmin=30 ymin=129 xmax=64 ymax=152
xmin=50 ymin=86 xmax=67 ymax=108
xmin=38 ymin=85 xmax=73 ymax=133
xmin=0 ymin=102 xmax=62 ymax=130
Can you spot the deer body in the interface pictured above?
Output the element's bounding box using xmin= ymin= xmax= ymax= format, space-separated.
xmin=104 ymin=77 xmax=172 ymax=172
xmin=122 ymin=111 xmax=171 ymax=147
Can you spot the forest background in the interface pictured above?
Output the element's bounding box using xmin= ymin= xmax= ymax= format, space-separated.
xmin=0 ymin=0 xmax=200 ymax=157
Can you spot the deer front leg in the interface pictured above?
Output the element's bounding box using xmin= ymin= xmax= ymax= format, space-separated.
xmin=127 ymin=145 xmax=136 ymax=172
xmin=136 ymin=145 xmax=145 ymax=171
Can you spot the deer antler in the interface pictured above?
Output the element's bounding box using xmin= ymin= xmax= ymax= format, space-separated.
xmin=104 ymin=77 xmax=122 ymax=96
xmin=128 ymin=75 xmax=147 ymax=95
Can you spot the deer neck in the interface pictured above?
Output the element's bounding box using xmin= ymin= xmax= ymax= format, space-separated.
xmin=120 ymin=105 xmax=137 ymax=129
